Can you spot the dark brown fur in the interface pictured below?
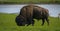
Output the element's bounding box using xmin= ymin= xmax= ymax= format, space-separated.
xmin=18 ymin=5 xmax=34 ymax=26
xmin=15 ymin=5 xmax=49 ymax=26
xmin=33 ymin=6 xmax=49 ymax=25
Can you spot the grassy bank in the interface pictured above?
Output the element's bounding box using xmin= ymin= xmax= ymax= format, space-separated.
xmin=0 ymin=13 xmax=60 ymax=31
xmin=0 ymin=0 xmax=60 ymax=4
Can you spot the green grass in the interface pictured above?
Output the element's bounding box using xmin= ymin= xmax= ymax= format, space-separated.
xmin=0 ymin=0 xmax=60 ymax=4
xmin=0 ymin=13 xmax=60 ymax=31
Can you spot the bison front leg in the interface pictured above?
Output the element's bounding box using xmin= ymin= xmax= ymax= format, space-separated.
xmin=27 ymin=22 xmax=31 ymax=26
xmin=41 ymin=19 xmax=45 ymax=26
xmin=27 ymin=18 xmax=34 ymax=26
xmin=26 ymin=18 xmax=32 ymax=26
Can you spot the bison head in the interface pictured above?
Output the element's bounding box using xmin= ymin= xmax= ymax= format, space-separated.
xmin=15 ymin=15 xmax=26 ymax=26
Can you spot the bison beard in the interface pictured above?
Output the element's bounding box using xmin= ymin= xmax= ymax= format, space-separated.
xmin=15 ymin=15 xmax=26 ymax=26
xmin=15 ymin=5 xmax=49 ymax=26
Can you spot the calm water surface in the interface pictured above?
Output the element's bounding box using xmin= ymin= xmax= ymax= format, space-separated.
xmin=0 ymin=4 xmax=60 ymax=17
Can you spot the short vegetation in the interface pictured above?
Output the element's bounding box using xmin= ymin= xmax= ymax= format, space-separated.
xmin=0 ymin=0 xmax=60 ymax=4
xmin=0 ymin=13 xmax=60 ymax=31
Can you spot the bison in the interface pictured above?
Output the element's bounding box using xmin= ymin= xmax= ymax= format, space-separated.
xmin=15 ymin=5 xmax=49 ymax=26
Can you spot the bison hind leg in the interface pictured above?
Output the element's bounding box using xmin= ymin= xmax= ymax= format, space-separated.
xmin=45 ymin=18 xmax=49 ymax=26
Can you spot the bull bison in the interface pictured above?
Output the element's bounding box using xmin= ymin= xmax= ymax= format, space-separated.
xmin=15 ymin=5 xmax=49 ymax=26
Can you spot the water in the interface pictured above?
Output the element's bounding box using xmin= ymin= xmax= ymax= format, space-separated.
xmin=0 ymin=4 xmax=60 ymax=17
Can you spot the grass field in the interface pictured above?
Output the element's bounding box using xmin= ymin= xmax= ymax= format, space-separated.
xmin=0 ymin=0 xmax=60 ymax=4
xmin=0 ymin=13 xmax=60 ymax=31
